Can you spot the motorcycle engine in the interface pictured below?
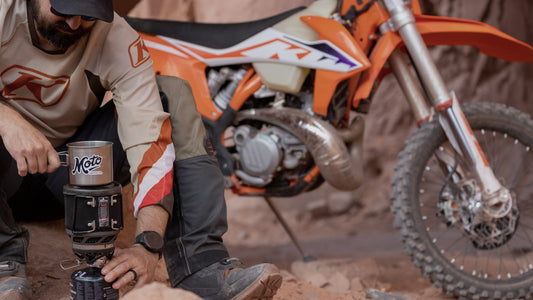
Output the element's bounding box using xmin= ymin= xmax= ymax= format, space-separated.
xmin=233 ymin=124 xmax=308 ymax=187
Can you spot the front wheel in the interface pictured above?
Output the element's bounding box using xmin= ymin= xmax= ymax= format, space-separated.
xmin=392 ymin=102 xmax=533 ymax=299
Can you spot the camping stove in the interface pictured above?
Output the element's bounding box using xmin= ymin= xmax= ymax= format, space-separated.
xmin=61 ymin=141 xmax=123 ymax=300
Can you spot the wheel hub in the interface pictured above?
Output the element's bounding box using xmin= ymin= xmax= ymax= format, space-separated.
xmin=437 ymin=179 xmax=519 ymax=250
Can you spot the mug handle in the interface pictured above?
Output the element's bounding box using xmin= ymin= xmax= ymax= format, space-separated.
xmin=58 ymin=151 xmax=69 ymax=167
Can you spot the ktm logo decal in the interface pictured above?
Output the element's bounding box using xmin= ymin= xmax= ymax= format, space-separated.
xmin=241 ymin=40 xmax=311 ymax=61
xmin=1 ymin=65 xmax=70 ymax=107
xmin=129 ymin=36 xmax=151 ymax=68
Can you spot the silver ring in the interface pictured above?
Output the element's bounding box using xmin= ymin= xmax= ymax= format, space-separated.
xmin=128 ymin=269 xmax=137 ymax=281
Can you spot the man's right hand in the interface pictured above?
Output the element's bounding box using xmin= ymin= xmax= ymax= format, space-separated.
xmin=0 ymin=103 xmax=60 ymax=176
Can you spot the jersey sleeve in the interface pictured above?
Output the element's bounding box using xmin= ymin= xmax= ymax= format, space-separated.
xmin=98 ymin=15 xmax=175 ymax=216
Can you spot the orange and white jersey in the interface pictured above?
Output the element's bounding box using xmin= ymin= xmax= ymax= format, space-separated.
xmin=0 ymin=0 xmax=174 ymax=214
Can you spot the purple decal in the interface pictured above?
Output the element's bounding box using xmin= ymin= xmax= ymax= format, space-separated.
xmin=286 ymin=36 xmax=359 ymax=69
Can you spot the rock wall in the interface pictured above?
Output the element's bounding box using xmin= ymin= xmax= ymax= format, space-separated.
xmin=128 ymin=0 xmax=314 ymax=22
xmin=421 ymin=0 xmax=532 ymax=115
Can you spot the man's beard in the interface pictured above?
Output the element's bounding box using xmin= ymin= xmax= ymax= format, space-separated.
xmin=31 ymin=0 xmax=93 ymax=51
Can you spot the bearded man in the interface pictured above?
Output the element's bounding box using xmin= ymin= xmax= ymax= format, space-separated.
xmin=0 ymin=0 xmax=282 ymax=299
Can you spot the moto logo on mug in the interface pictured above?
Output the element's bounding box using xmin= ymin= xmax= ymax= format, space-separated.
xmin=72 ymin=155 xmax=104 ymax=175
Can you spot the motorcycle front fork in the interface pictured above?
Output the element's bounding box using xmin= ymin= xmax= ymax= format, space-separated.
xmin=381 ymin=0 xmax=512 ymax=217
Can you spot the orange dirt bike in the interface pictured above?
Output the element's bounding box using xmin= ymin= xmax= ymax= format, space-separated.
xmin=126 ymin=0 xmax=533 ymax=298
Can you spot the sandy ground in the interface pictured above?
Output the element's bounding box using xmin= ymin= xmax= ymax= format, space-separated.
xmin=20 ymin=180 xmax=456 ymax=300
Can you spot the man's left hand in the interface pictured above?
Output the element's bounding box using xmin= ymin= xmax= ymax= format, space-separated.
xmin=101 ymin=244 xmax=159 ymax=290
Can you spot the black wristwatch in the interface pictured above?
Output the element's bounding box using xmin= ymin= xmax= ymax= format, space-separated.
xmin=134 ymin=231 xmax=164 ymax=259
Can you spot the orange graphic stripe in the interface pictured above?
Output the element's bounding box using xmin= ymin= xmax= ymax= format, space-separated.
xmin=133 ymin=118 xmax=173 ymax=201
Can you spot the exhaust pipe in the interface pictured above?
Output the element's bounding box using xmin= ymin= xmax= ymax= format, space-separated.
xmin=234 ymin=108 xmax=364 ymax=191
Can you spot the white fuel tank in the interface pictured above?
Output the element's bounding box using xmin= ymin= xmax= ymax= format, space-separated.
xmin=252 ymin=0 xmax=337 ymax=94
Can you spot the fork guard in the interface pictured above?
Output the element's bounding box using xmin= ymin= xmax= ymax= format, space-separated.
xmin=353 ymin=14 xmax=533 ymax=106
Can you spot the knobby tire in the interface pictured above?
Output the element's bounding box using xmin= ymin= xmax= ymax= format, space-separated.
xmin=392 ymin=102 xmax=533 ymax=299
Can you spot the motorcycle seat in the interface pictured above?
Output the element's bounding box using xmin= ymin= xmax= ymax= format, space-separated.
xmin=125 ymin=7 xmax=305 ymax=49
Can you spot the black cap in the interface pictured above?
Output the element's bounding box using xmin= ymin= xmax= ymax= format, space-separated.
xmin=49 ymin=0 xmax=114 ymax=23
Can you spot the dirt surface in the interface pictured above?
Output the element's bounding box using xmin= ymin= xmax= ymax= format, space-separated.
xmin=22 ymin=185 xmax=454 ymax=300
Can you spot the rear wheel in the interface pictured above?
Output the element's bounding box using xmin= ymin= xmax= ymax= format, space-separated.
xmin=392 ymin=102 xmax=533 ymax=299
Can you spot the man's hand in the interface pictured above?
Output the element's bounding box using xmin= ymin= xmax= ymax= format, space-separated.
xmin=101 ymin=244 xmax=160 ymax=289
xmin=0 ymin=103 xmax=59 ymax=176
xmin=102 ymin=205 xmax=169 ymax=290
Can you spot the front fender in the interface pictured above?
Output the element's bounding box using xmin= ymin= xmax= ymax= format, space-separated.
xmin=415 ymin=15 xmax=533 ymax=62
xmin=353 ymin=15 xmax=533 ymax=106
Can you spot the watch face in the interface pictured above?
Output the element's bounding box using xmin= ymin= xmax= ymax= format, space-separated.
xmin=141 ymin=231 xmax=164 ymax=252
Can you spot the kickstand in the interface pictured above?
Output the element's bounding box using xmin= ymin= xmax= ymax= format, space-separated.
xmin=263 ymin=197 xmax=315 ymax=262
